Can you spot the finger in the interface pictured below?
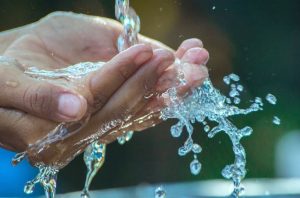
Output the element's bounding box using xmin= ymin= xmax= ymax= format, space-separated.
xmin=0 ymin=58 xmax=88 ymax=122
xmin=181 ymin=47 xmax=209 ymax=65
xmin=87 ymin=44 xmax=153 ymax=111
xmin=24 ymin=49 xmax=174 ymax=166
xmin=103 ymin=49 xmax=174 ymax=117
xmin=141 ymin=48 xmax=209 ymax=125
xmin=176 ymin=47 xmax=209 ymax=94
xmin=67 ymin=49 xmax=174 ymax=145
xmin=0 ymin=107 xmax=56 ymax=153
xmin=175 ymin=38 xmax=204 ymax=59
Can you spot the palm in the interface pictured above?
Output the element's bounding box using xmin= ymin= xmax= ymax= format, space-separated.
xmin=4 ymin=13 xmax=121 ymax=69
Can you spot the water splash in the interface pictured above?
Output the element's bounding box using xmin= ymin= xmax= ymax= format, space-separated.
xmin=10 ymin=1 xmax=279 ymax=197
xmin=24 ymin=165 xmax=58 ymax=198
xmin=160 ymin=75 xmax=267 ymax=197
xmin=81 ymin=1 xmax=140 ymax=196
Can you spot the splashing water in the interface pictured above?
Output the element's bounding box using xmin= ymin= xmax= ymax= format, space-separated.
xmin=81 ymin=1 xmax=140 ymax=196
xmin=81 ymin=143 xmax=106 ymax=198
xmin=9 ymin=1 xmax=280 ymax=197
xmin=24 ymin=165 xmax=58 ymax=198
xmin=159 ymin=70 xmax=279 ymax=196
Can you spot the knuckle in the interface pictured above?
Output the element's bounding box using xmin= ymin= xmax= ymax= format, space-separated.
xmin=113 ymin=103 xmax=129 ymax=121
xmin=143 ymin=78 xmax=156 ymax=92
xmin=93 ymin=92 xmax=109 ymax=110
xmin=44 ymin=11 xmax=68 ymax=20
xmin=117 ymin=64 xmax=130 ymax=81
xmin=23 ymin=83 xmax=56 ymax=116
xmin=40 ymin=11 xmax=77 ymax=24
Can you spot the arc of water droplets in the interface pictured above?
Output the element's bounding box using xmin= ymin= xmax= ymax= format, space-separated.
xmin=81 ymin=1 xmax=140 ymax=197
xmin=160 ymin=72 xmax=280 ymax=197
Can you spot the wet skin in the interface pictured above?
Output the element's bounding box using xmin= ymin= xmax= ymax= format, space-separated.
xmin=0 ymin=12 xmax=209 ymax=167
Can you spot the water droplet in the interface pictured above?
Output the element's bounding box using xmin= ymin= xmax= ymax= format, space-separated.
xmin=255 ymin=97 xmax=263 ymax=106
xmin=241 ymin=126 xmax=253 ymax=136
xmin=237 ymin=85 xmax=244 ymax=92
xmin=212 ymin=6 xmax=216 ymax=10
xmin=155 ymin=186 xmax=166 ymax=198
xmin=266 ymin=93 xmax=277 ymax=105
xmin=117 ymin=136 xmax=126 ymax=145
xmin=204 ymin=125 xmax=210 ymax=132
xmin=273 ymin=116 xmax=281 ymax=125
xmin=192 ymin=144 xmax=202 ymax=153
xmin=11 ymin=151 xmax=27 ymax=166
xmin=229 ymin=73 xmax=240 ymax=82
xmin=234 ymin=97 xmax=241 ymax=104
xmin=229 ymin=89 xmax=239 ymax=98
xmin=223 ymin=76 xmax=230 ymax=85
xmin=171 ymin=124 xmax=183 ymax=137
xmin=226 ymin=98 xmax=232 ymax=104
xmin=24 ymin=182 xmax=34 ymax=194
xmin=144 ymin=92 xmax=154 ymax=99
xmin=125 ymin=131 xmax=134 ymax=141
xmin=190 ymin=158 xmax=201 ymax=175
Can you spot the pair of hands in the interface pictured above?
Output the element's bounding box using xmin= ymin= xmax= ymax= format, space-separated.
xmin=0 ymin=12 xmax=209 ymax=167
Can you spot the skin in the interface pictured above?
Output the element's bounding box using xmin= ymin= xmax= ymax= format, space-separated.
xmin=0 ymin=12 xmax=209 ymax=167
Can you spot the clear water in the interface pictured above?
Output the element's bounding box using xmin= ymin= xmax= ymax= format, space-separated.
xmin=117 ymin=131 xmax=134 ymax=145
xmin=81 ymin=1 xmax=141 ymax=196
xmin=273 ymin=116 xmax=281 ymax=125
xmin=266 ymin=93 xmax=277 ymax=105
xmin=10 ymin=0 xmax=280 ymax=197
xmin=81 ymin=143 xmax=106 ymax=198
xmin=24 ymin=165 xmax=58 ymax=198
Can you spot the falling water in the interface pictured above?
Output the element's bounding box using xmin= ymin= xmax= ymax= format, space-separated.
xmin=81 ymin=143 xmax=106 ymax=198
xmin=81 ymin=1 xmax=140 ymax=197
xmin=8 ymin=1 xmax=280 ymax=197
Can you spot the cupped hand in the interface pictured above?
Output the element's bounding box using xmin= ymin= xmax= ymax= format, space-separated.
xmin=0 ymin=12 xmax=209 ymax=167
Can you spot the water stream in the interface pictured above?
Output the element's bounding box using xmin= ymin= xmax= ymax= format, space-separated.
xmin=9 ymin=1 xmax=280 ymax=197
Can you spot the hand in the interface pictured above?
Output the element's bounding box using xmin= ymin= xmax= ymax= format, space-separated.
xmin=0 ymin=12 xmax=209 ymax=167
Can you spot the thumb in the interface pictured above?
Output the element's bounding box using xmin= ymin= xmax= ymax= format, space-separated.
xmin=0 ymin=57 xmax=87 ymax=122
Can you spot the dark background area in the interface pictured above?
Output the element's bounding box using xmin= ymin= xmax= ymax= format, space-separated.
xmin=0 ymin=0 xmax=300 ymax=197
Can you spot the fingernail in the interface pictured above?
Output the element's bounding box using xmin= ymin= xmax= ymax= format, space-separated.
xmin=181 ymin=48 xmax=204 ymax=64
xmin=58 ymin=93 xmax=83 ymax=119
xmin=155 ymin=49 xmax=175 ymax=75
xmin=134 ymin=50 xmax=153 ymax=65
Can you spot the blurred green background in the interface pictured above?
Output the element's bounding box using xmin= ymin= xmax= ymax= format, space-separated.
xmin=0 ymin=0 xmax=300 ymax=197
